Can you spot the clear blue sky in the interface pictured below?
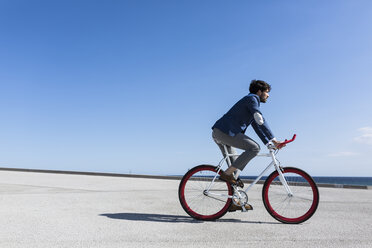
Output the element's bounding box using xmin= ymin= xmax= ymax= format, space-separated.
xmin=1 ymin=0 xmax=371 ymax=176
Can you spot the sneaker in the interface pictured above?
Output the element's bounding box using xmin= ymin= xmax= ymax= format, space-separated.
xmin=229 ymin=203 xmax=253 ymax=212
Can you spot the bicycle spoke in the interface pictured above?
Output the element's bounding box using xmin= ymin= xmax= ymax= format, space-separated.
xmin=179 ymin=165 xmax=232 ymax=220
xmin=262 ymin=167 xmax=319 ymax=224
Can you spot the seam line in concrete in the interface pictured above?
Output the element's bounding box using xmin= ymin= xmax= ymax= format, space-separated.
xmin=0 ymin=167 xmax=369 ymax=190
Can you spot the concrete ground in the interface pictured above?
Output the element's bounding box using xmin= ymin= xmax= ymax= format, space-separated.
xmin=0 ymin=171 xmax=371 ymax=248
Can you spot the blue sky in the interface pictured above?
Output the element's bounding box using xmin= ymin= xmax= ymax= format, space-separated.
xmin=0 ymin=0 xmax=371 ymax=176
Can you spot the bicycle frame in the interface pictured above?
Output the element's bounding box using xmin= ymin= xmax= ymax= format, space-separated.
xmin=180 ymin=134 xmax=319 ymax=223
xmin=206 ymin=145 xmax=294 ymax=204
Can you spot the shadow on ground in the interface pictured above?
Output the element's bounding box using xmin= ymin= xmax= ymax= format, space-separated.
xmin=100 ymin=213 xmax=280 ymax=224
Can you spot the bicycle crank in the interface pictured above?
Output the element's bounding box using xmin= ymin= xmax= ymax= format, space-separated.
xmin=232 ymin=190 xmax=248 ymax=206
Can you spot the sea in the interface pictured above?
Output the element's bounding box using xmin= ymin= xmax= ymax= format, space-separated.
xmin=240 ymin=176 xmax=372 ymax=186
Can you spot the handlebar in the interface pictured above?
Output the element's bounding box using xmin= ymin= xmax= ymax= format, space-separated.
xmin=277 ymin=134 xmax=296 ymax=149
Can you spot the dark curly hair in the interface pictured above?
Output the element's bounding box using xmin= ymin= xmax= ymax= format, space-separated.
xmin=249 ymin=80 xmax=271 ymax=94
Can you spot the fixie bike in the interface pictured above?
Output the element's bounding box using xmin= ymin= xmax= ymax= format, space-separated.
xmin=178 ymin=135 xmax=319 ymax=224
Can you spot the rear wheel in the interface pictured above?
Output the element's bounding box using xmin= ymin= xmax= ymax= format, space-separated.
xmin=262 ymin=167 xmax=319 ymax=224
xmin=178 ymin=165 xmax=233 ymax=221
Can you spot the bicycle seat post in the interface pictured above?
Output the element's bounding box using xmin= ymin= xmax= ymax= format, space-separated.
xmin=222 ymin=144 xmax=241 ymax=179
xmin=222 ymin=144 xmax=232 ymax=167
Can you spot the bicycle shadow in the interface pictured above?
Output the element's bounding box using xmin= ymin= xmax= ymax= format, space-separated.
xmin=100 ymin=213 xmax=202 ymax=223
xmin=100 ymin=212 xmax=280 ymax=225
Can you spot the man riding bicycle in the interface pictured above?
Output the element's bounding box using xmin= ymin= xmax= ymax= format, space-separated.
xmin=212 ymin=79 xmax=283 ymax=211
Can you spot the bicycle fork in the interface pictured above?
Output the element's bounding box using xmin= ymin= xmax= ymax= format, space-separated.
xmin=270 ymin=150 xmax=294 ymax=197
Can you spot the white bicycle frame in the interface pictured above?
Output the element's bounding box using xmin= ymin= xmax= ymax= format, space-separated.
xmin=206 ymin=144 xmax=294 ymax=212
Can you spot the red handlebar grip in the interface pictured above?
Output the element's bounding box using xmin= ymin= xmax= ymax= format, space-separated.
xmin=277 ymin=134 xmax=297 ymax=148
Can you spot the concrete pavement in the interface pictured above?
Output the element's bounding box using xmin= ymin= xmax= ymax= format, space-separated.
xmin=0 ymin=170 xmax=371 ymax=248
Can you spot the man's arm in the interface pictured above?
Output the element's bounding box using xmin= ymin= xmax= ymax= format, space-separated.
xmin=247 ymin=96 xmax=275 ymax=145
xmin=251 ymin=121 xmax=275 ymax=145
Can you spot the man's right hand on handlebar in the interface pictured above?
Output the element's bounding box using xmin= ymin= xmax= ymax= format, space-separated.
xmin=267 ymin=139 xmax=286 ymax=150
xmin=268 ymin=135 xmax=296 ymax=150
xmin=273 ymin=140 xmax=286 ymax=149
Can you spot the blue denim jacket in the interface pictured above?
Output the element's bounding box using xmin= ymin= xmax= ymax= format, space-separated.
xmin=212 ymin=93 xmax=275 ymax=144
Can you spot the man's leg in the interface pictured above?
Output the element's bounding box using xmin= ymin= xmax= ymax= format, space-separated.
xmin=212 ymin=128 xmax=260 ymax=173
xmin=212 ymin=128 xmax=257 ymax=210
xmin=229 ymin=133 xmax=260 ymax=171
xmin=212 ymin=140 xmax=238 ymax=166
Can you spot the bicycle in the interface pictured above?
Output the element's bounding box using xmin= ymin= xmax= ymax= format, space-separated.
xmin=178 ymin=135 xmax=319 ymax=224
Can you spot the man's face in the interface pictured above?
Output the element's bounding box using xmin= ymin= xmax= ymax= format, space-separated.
xmin=258 ymin=89 xmax=270 ymax=103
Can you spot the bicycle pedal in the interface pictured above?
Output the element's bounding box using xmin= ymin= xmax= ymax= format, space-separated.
xmin=236 ymin=178 xmax=244 ymax=188
xmin=228 ymin=203 xmax=253 ymax=212
xmin=242 ymin=204 xmax=253 ymax=212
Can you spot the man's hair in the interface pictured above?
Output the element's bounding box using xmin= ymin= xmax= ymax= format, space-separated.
xmin=249 ymin=79 xmax=271 ymax=94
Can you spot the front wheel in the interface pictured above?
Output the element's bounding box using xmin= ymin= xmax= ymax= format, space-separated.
xmin=178 ymin=165 xmax=233 ymax=221
xmin=262 ymin=167 xmax=319 ymax=224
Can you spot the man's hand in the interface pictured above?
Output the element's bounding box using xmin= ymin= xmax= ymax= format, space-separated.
xmin=272 ymin=140 xmax=285 ymax=149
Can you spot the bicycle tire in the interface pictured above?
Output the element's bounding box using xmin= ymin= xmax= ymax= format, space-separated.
xmin=178 ymin=165 xmax=233 ymax=221
xmin=262 ymin=167 xmax=319 ymax=224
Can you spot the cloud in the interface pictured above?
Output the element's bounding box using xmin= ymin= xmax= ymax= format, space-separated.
xmin=328 ymin=152 xmax=359 ymax=157
xmin=354 ymin=127 xmax=372 ymax=145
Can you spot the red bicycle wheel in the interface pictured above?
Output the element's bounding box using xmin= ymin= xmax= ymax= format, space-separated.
xmin=262 ymin=167 xmax=319 ymax=224
xmin=178 ymin=165 xmax=233 ymax=221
